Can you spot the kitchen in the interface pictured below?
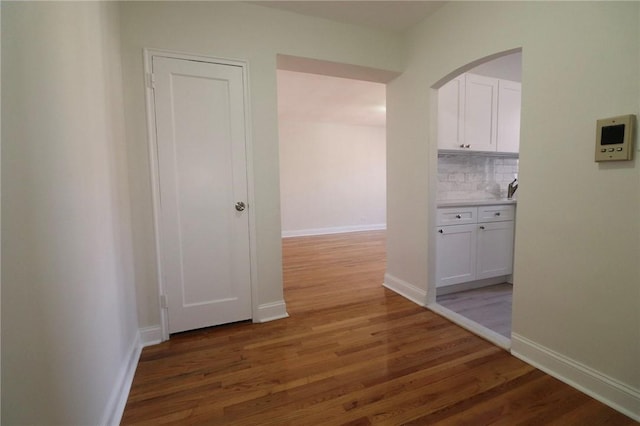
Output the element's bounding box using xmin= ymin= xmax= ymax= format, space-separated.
xmin=432 ymin=51 xmax=522 ymax=348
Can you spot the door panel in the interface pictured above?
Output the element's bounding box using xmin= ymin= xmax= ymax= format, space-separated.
xmin=153 ymin=56 xmax=251 ymax=334
xmin=497 ymin=80 xmax=522 ymax=153
xmin=476 ymin=221 xmax=515 ymax=280
xmin=464 ymin=74 xmax=498 ymax=152
xmin=436 ymin=224 xmax=477 ymax=287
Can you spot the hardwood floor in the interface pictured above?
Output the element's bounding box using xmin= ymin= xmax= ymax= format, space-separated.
xmin=122 ymin=231 xmax=634 ymax=425
xmin=437 ymin=283 xmax=513 ymax=338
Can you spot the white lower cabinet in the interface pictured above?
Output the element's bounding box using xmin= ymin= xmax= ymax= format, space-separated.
xmin=436 ymin=224 xmax=477 ymax=287
xmin=476 ymin=220 xmax=514 ymax=280
xmin=436 ymin=204 xmax=515 ymax=288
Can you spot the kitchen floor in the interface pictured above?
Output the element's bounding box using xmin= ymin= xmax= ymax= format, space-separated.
xmin=436 ymin=283 xmax=513 ymax=338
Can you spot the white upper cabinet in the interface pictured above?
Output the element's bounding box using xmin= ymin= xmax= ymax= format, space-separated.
xmin=437 ymin=73 xmax=521 ymax=154
xmin=437 ymin=75 xmax=465 ymax=150
xmin=464 ymin=73 xmax=498 ymax=152
xmin=496 ymin=80 xmax=522 ymax=153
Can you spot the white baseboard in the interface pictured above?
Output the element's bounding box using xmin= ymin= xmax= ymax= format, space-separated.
xmin=254 ymin=300 xmax=289 ymax=323
xmin=100 ymin=332 xmax=142 ymax=426
xmin=511 ymin=333 xmax=640 ymax=421
xmin=383 ymin=273 xmax=427 ymax=307
xmin=282 ymin=223 xmax=386 ymax=238
xmin=139 ymin=325 xmax=163 ymax=347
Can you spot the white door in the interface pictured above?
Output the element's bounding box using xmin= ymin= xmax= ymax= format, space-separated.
xmin=152 ymin=56 xmax=252 ymax=334
xmin=435 ymin=224 xmax=477 ymax=287
xmin=476 ymin=221 xmax=515 ymax=280
xmin=464 ymin=73 xmax=498 ymax=152
xmin=496 ymin=80 xmax=522 ymax=153
xmin=437 ymin=75 xmax=466 ymax=150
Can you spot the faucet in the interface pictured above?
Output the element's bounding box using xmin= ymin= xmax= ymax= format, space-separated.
xmin=508 ymin=178 xmax=518 ymax=199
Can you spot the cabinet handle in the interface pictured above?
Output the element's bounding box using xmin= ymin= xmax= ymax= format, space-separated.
xmin=479 ymin=226 xmax=485 ymax=230
xmin=459 ymin=144 xmax=465 ymax=148
xmin=495 ymin=212 xmax=501 ymax=216
xmin=455 ymin=214 xmax=462 ymax=219
xmin=464 ymin=144 xmax=471 ymax=148
xmin=438 ymin=229 xmax=444 ymax=233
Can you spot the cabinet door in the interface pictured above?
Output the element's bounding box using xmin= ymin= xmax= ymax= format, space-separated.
xmin=437 ymin=75 xmax=465 ymax=150
xmin=476 ymin=221 xmax=514 ymax=280
xmin=497 ymin=80 xmax=521 ymax=153
xmin=464 ymin=73 xmax=498 ymax=152
xmin=436 ymin=224 xmax=477 ymax=287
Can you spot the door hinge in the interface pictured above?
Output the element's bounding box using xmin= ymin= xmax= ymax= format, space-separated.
xmin=160 ymin=294 xmax=168 ymax=309
xmin=147 ymin=72 xmax=156 ymax=90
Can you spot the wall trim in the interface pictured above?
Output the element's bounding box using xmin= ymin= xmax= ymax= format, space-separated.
xmin=282 ymin=224 xmax=386 ymax=238
xmin=254 ymin=300 xmax=289 ymax=323
xmin=139 ymin=326 xmax=163 ymax=347
xmin=100 ymin=332 xmax=142 ymax=426
xmin=383 ymin=273 xmax=427 ymax=306
xmin=511 ymin=333 xmax=640 ymax=421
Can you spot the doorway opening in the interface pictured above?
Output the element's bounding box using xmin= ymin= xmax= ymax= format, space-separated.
xmin=276 ymin=55 xmax=398 ymax=316
xmin=427 ymin=49 xmax=523 ymax=350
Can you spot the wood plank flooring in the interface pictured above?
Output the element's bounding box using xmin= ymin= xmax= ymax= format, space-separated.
xmin=437 ymin=283 xmax=513 ymax=338
xmin=122 ymin=231 xmax=635 ymax=425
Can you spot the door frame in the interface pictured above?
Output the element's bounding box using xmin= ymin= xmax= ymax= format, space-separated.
xmin=143 ymin=48 xmax=258 ymax=341
xmin=425 ymin=48 xmax=522 ymax=351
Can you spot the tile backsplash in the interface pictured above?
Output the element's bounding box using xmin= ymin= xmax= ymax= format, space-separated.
xmin=438 ymin=153 xmax=519 ymax=201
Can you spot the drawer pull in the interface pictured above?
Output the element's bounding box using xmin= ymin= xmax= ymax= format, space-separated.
xmin=455 ymin=214 xmax=462 ymax=219
xmin=495 ymin=212 xmax=501 ymax=216
xmin=438 ymin=229 xmax=444 ymax=233
xmin=479 ymin=226 xmax=485 ymax=230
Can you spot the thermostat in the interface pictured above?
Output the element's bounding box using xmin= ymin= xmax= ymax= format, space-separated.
xmin=595 ymin=114 xmax=635 ymax=162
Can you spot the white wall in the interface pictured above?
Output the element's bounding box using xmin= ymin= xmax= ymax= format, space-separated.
xmin=2 ymin=2 xmax=139 ymax=424
xmin=386 ymin=1 xmax=639 ymax=418
xmin=279 ymin=120 xmax=386 ymax=236
xmin=118 ymin=1 xmax=404 ymax=328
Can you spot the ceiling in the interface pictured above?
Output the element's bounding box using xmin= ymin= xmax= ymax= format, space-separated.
xmin=278 ymin=70 xmax=386 ymax=127
xmin=253 ymin=1 xmax=446 ymax=33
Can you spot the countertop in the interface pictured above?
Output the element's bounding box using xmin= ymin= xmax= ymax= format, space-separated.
xmin=437 ymin=199 xmax=517 ymax=208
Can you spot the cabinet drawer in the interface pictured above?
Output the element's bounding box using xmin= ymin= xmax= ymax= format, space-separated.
xmin=436 ymin=207 xmax=477 ymax=226
xmin=477 ymin=204 xmax=515 ymax=222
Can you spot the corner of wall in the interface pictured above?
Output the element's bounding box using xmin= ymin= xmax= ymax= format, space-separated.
xmin=383 ymin=273 xmax=427 ymax=306
xmin=100 ymin=332 xmax=142 ymax=426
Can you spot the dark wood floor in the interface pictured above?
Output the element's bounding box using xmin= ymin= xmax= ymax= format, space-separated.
xmin=121 ymin=230 xmax=634 ymax=425
xmin=437 ymin=283 xmax=513 ymax=338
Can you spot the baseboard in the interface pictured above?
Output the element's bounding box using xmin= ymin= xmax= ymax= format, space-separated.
xmin=254 ymin=300 xmax=289 ymax=323
xmin=282 ymin=223 xmax=386 ymax=238
xmin=100 ymin=332 xmax=142 ymax=426
xmin=383 ymin=273 xmax=427 ymax=307
xmin=139 ymin=325 xmax=163 ymax=347
xmin=511 ymin=333 xmax=640 ymax=421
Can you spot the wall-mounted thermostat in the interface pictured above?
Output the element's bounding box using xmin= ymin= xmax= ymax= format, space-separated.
xmin=595 ymin=114 xmax=635 ymax=162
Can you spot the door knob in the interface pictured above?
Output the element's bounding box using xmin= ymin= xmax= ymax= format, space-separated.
xmin=235 ymin=201 xmax=246 ymax=212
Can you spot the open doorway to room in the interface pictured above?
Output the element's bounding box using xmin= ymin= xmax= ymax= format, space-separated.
xmin=276 ymin=56 xmax=393 ymax=316
xmin=429 ymin=50 xmax=522 ymax=349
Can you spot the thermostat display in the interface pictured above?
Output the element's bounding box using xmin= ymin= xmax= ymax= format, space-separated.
xmin=595 ymin=114 xmax=635 ymax=162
